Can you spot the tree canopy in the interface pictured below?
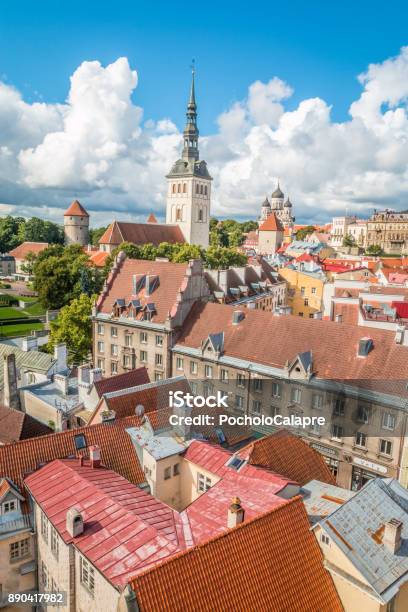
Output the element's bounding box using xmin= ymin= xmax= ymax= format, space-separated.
xmin=89 ymin=226 xmax=108 ymax=246
xmin=209 ymin=218 xmax=258 ymax=248
xmin=295 ymin=226 xmax=316 ymax=241
xmin=33 ymin=244 xmax=104 ymax=309
xmin=48 ymin=293 xmax=94 ymax=364
xmin=0 ymin=216 xmax=64 ymax=253
xmin=366 ymin=244 xmax=383 ymax=256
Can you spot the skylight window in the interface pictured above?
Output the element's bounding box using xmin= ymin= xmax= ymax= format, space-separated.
xmin=74 ymin=434 xmax=87 ymax=451
xmin=228 ymin=456 xmax=245 ymax=471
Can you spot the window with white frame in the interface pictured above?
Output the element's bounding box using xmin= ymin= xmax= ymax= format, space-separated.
xmin=291 ymin=387 xmax=301 ymax=404
xmin=253 ymin=378 xmax=263 ymax=393
xmin=331 ymin=424 xmax=344 ymax=441
xmin=80 ymin=556 xmax=95 ymax=595
xmin=310 ymin=421 xmax=321 ymax=435
xmin=197 ymin=473 xmax=211 ymax=492
xmin=140 ymin=331 xmax=148 ymax=344
xmin=272 ymin=382 xmax=281 ymax=398
xmin=190 ymin=361 xmax=198 ymax=375
xmin=333 ymin=397 xmax=345 ymax=416
xmin=379 ymin=439 xmax=392 ymax=456
xmin=97 ymin=341 xmax=104 ymax=353
xmin=110 ymin=344 xmax=118 ymax=357
xmin=176 ymin=357 xmax=184 ymax=371
xmin=382 ymin=412 xmax=396 ymax=431
xmin=204 ymin=364 xmax=213 ymax=379
xmin=235 ymin=395 xmax=244 ymax=410
xmin=155 ymin=335 xmax=163 ymax=347
xmin=252 ymin=400 xmax=262 ymax=414
xmin=357 ymin=405 xmax=370 ymax=424
xmin=111 ymin=361 xmax=118 ymax=374
xmin=312 ymin=394 xmax=323 ymax=410
xmin=97 ymin=323 xmax=104 ymax=335
xmin=110 ymin=327 xmax=118 ymax=338
xmin=164 ymin=467 xmax=171 ymax=480
xmin=190 ymin=381 xmax=198 ymax=395
xmin=155 ymin=353 xmax=163 ymax=366
xmin=2 ymin=500 xmax=17 ymax=513
xmin=220 ymin=368 xmax=228 ymax=382
xmin=236 ymin=373 xmax=245 ymax=388
xmin=125 ymin=334 xmax=133 ymax=347
xmin=140 ymin=350 xmax=147 ymax=363
xmin=355 ymin=431 xmax=367 ymax=447
xmin=10 ymin=538 xmax=29 ymax=562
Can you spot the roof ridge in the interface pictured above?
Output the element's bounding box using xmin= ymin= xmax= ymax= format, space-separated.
xmin=103 ymin=375 xmax=187 ymax=399
xmin=130 ymin=496 xmax=299 ymax=582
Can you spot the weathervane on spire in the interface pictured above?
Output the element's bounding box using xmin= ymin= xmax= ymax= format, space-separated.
xmin=190 ymin=58 xmax=196 ymax=75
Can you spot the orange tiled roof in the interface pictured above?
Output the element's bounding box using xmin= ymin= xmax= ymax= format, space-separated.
xmin=97 ymin=258 xmax=191 ymax=323
xmin=0 ymin=415 xmax=147 ymax=493
xmin=64 ymin=200 xmax=89 ymax=217
xmin=99 ymin=220 xmax=185 ymax=247
xmin=9 ymin=242 xmax=49 ymax=259
xmin=87 ymin=250 xmax=109 ymax=267
xmin=176 ymin=301 xmax=408 ymax=396
xmin=130 ymin=496 xmax=342 ymax=612
xmin=239 ymin=430 xmax=335 ymax=486
xmin=93 ymin=367 xmax=150 ymax=397
xmin=259 ymin=212 xmax=284 ymax=232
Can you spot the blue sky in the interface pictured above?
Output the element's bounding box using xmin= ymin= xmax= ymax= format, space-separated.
xmin=1 ymin=1 xmax=408 ymax=224
xmin=2 ymin=0 xmax=407 ymax=134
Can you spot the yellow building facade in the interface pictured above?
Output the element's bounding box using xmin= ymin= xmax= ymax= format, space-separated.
xmin=279 ymin=268 xmax=325 ymax=317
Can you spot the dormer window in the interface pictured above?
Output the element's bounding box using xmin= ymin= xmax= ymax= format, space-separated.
xmin=2 ymin=500 xmax=17 ymax=514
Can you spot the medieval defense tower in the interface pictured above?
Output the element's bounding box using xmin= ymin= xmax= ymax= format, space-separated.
xmin=64 ymin=200 xmax=90 ymax=246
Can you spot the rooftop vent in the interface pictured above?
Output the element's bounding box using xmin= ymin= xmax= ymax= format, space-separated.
xmin=89 ymin=445 xmax=101 ymax=469
xmin=227 ymin=497 xmax=245 ymax=528
xmin=101 ymin=409 xmax=116 ymax=424
xmin=135 ymin=404 xmax=145 ymax=417
xmin=358 ymin=337 xmax=373 ymax=357
xmin=232 ymin=310 xmax=245 ymax=325
xmin=66 ymin=507 xmax=84 ymax=538
xmin=383 ymin=518 xmax=403 ymax=554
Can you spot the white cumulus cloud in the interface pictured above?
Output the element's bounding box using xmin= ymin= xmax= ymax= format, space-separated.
xmin=1 ymin=49 xmax=408 ymax=225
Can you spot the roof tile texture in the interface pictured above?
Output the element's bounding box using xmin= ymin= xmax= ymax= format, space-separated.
xmin=9 ymin=242 xmax=49 ymax=259
xmin=99 ymin=221 xmax=184 ymax=246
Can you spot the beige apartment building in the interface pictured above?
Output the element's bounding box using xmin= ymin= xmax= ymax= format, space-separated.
xmin=367 ymin=210 xmax=408 ymax=255
xmin=171 ymin=301 xmax=408 ymax=491
xmin=92 ymin=254 xmax=211 ymax=381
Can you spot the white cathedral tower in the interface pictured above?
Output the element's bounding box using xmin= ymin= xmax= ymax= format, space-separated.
xmin=165 ymin=69 xmax=212 ymax=248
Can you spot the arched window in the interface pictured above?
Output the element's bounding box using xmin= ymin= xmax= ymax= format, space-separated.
xmin=200 ymin=185 xmax=203 ymax=195
xmin=204 ymin=185 xmax=208 ymax=196
xmin=178 ymin=183 xmax=181 ymax=193
xmin=196 ymin=184 xmax=199 ymax=194
xmin=198 ymin=208 xmax=203 ymax=222
xmin=172 ymin=184 xmax=176 ymax=194
xmin=176 ymin=208 xmax=183 ymax=222
xmin=183 ymin=183 xmax=187 ymax=193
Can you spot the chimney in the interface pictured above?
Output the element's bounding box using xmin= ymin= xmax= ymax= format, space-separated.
xmin=89 ymin=368 xmax=103 ymax=385
xmin=89 ymin=445 xmax=101 ymax=468
xmin=3 ymin=354 xmax=20 ymax=410
xmin=54 ymin=374 xmax=69 ymax=396
xmin=78 ymin=456 xmax=84 ymax=467
xmin=54 ymin=343 xmax=67 ymax=373
xmin=395 ymin=326 xmax=408 ymax=346
xmin=21 ymin=336 xmax=38 ymax=352
xmin=78 ymin=365 xmax=90 ymax=385
xmin=383 ymin=518 xmax=403 ymax=554
xmin=227 ymin=497 xmax=245 ymax=528
xmin=172 ymin=400 xmax=192 ymax=440
xmin=232 ymin=310 xmax=245 ymax=325
xmin=66 ymin=507 xmax=84 ymax=538
xmin=358 ymin=337 xmax=373 ymax=357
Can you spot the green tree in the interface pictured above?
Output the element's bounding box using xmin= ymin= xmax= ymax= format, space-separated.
xmin=0 ymin=216 xmax=26 ymax=252
xmin=19 ymin=217 xmax=64 ymax=244
xmin=342 ymin=234 xmax=356 ymax=247
xmin=49 ymin=294 xmax=94 ymax=364
xmin=296 ymin=225 xmax=316 ymax=241
xmin=89 ymin=226 xmax=108 ymax=246
xmin=240 ymin=220 xmax=258 ymax=233
xmin=204 ymin=246 xmax=247 ymax=269
xmin=366 ymin=244 xmax=383 ymax=256
xmin=20 ymin=252 xmax=38 ymax=276
xmin=172 ymin=244 xmax=203 ymax=262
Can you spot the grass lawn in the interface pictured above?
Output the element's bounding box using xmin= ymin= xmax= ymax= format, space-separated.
xmin=0 ymin=307 xmax=28 ymax=320
xmin=0 ymin=322 xmax=44 ymax=338
xmin=21 ymin=302 xmax=46 ymax=316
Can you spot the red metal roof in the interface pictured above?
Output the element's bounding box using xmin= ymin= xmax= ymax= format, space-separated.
xmin=392 ymin=301 xmax=408 ymax=319
xmin=25 ymin=459 xmax=186 ymax=588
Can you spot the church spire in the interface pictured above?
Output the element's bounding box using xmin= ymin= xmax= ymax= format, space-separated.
xmin=182 ymin=62 xmax=199 ymax=162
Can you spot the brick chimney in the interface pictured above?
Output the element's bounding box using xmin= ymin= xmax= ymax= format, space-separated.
xmin=89 ymin=445 xmax=101 ymax=468
xmin=3 ymin=353 xmax=20 ymax=410
xmin=227 ymin=497 xmax=245 ymax=528
xmin=383 ymin=518 xmax=403 ymax=554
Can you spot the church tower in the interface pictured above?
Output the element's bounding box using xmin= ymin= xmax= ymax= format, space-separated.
xmin=166 ymin=68 xmax=212 ymax=248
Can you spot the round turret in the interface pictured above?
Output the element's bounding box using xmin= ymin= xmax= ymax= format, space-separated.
xmin=64 ymin=200 xmax=90 ymax=246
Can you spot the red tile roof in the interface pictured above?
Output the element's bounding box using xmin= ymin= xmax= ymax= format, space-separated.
xmin=89 ymin=377 xmax=189 ymax=425
xmin=258 ymin=212 xmax=284 ymax=232
xmin=0 ymin=415 xmax=147 ymax=493
xmin=93 ymin=367 xmax=150 ymax=397
xmin=332 ymin=302 xmax=359 ymax=325
xmin=87 ymin=250 xmax=109 ymax=267
xmin=239 ymin=430 xmax=335 ymax=486
xmin=25 ymin=459 xmax=186 ymax=588
xmin=64 ymin=200 xmax=89 ymax=217
xmin=130 ymin=496 xmax=343 ymax=612
xmin=0 ymin=405 xmax=52 ymax=444
xmin=96 ymin=258 xmax=191 ymax=323
xmin=176 ymin=301 xmax=408 ymax=396
xmin=9 ymin=242 xmax=49 ymax=259
xmin=98 ymin=220 xmax=185 ymax=247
